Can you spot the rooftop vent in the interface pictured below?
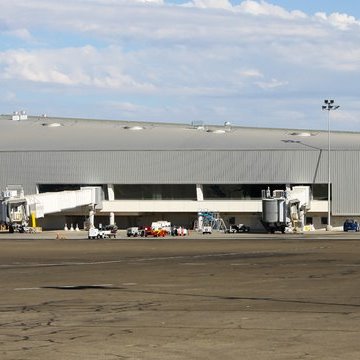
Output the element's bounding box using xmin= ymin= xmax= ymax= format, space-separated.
xmin=224 ymin=121 xmax=231 ymax=132
xmin=288 ymin=131 xmax=317 ymax=137
xmin=12 ymin=110 xmax=27 ymax=121
xmin=207 ymin=129 xmax=226 ymax=134
xmin=41 ymin=122 xmax=63 ymax=128
xmin=123 ymin=125 xmax=144 ymax=131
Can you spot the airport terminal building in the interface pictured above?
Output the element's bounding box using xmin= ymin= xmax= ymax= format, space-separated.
xmin=1 ymin=113 xmax=359 ymax=231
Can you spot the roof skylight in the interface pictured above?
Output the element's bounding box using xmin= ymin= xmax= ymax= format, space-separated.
xmin=288 ymin=131 xmax=317 ymax=137
xmin=124 ymin=125 xmax=144 ymax=131
xmin=41 ymin=122 xmax=63 ymax=128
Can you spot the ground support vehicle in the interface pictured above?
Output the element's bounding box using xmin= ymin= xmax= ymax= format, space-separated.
xmin=151 ymin=229 xmax=167 ymax=237
xmin=202 ymin=226 xmax=212 ymax=234
xmin=171 ymin=227 xmax=188 ymax=236
xmin=127 ymin=227 xmax=141 ymax=237
xmin=140 ymin=226 xmax=152 ymax=237
xmin=7 ymin=224 xmax=39 ymax=233
xmin=227 ymin=224 xmax=250 ymax=233
xmin=146 ymin=221 xmax=171 ymax=237
xmin=127 ymin=226 xmax=164 ymax=237
xmin=106 ymin=224 xmax=118 ymax=237
xmin=127 ymin=221 xmax=172 ymax=238
xmin=343 ymin=219 xmax=360 ymax=232
xmin=151 ymin=221 xmax=171 ymax=233
xmin=88 ymin=225 xmax=117 ymax=239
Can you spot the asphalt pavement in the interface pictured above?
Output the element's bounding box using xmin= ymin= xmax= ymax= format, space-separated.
xmin=0 ymin=232 xmax=360 ymax=359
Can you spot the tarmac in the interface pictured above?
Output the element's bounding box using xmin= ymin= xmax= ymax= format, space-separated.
xmin=0 ymin=231 xmax=360 ymax=359
xmin=0 ymin=226 xmax=351 ymax=240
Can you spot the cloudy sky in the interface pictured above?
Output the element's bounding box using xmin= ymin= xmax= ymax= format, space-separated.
xmin=1 ymin=0 xmax=360 ymax=131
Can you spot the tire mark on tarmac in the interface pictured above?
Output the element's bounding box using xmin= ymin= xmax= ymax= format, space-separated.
xmin=10 ymin=284 xmax=359 ymax=309
xmin=109 ymin=287 xmax=360 ymax=309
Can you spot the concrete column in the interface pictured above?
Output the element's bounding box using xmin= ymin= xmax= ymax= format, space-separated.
xmin=108 ymin=184 xmax=115 ymax=201
xmin=196 ymin=184 xmax=204 ymax=201
xmin=89 ymin=207 xmax=95 ymax=228
xmin=109 ymin=212 xmax=115 ymax=225
xmin=108 ymin=185 xmax=115 ymax=225
xmin=196 ymin=185 xmax=204 ymax=231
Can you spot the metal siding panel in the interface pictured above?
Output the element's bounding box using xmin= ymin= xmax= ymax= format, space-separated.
xmin=332 ymin=151 xmax=360 ymax=215
xmin=0 ymin=149 xmax=324 ymax=183
xmin=1 ymin=149 xmax=359 ymax=215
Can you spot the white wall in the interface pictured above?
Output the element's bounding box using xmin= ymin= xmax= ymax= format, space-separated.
xmin=101 ymin=200 xmax=263 ymax=213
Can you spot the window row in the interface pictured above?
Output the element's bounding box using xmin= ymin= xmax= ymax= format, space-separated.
xmin=38 ymin=184 xmax=329 ymax=201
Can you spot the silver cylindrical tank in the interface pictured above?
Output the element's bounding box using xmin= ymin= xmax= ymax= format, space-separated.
xmin=277 ymin=198 xmax=286 ymax=223
xmin=262 ymin=198 xmax=279 ymax=223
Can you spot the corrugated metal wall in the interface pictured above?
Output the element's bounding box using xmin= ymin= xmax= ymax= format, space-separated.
xmin=331 ymin=151 xmax=360 ymax=215
xmin=0 ymin=149 xmax=358 ymax=214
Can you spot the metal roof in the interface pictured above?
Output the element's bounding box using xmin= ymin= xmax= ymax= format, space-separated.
xmin=1 ymin=114 xmax=360 ymax=151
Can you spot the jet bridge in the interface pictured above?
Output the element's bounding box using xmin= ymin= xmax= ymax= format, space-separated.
xmin=261 ymin=186 xmax=311 ymax=233
xmin=0 ymin=186 xmax=103 ymax=232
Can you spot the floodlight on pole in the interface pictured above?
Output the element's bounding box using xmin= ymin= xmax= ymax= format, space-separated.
xmin=322 ymin=99 xmax=339 ymax=231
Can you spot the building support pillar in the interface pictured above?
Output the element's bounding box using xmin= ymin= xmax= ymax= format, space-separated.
xmin=89 ymin=206 xmax=95 ymax=228
xmin=196 ymin=184 xmax=204 ymax=231
xmin=109 ymin=212 xmax=115 ymax=225
xmin=196 ymin=184 xmax=204 ymax=202
xmin=108 ymin=184 xmax=115 ymax=225
xmin=108 ymin=184 xmax=115 ymax=201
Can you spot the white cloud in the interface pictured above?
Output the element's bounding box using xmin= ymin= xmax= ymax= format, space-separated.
xmin=184 ymin=0 xmax=232 ymax=10
xmin=255 ymin=78 xmax=288 ymax=90
xmin=0 ymin=46 xmax=156 ymax=91
xmin=237 ymin=0 xmax=306 ymax=19
xmin=105 ymin=101 xmax=142 ymax=113
xmin=315 ymin=11 xmax=360 ymax=30
xmin=3 ymin=28 xmax=33 ymax=41
xmin=238 ymin=69 xmax=263 ymax=78
xmin=182 ymin=0 xmax=308 ymax=19
xmin=0 ymin=0 xmax=345 ymax=45
xmin=273 ymin=41 xmax=360 ymax=72
xmin=134 ymin=0 xmax=164 ymax=3
xmin=0 ymin=0 xmax=360 ymax=130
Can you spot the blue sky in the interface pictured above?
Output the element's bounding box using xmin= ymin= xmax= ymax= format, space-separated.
xmin=1 ymin=0 xmax=360 ymax=131
xmin=168 ymin=0 xmax=360 ymax=17
xmin=271 ymin=1 xmax=360 ymax=17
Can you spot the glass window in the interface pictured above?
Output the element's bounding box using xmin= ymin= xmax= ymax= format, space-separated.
xmin=38 ymin=184 xmax=108 ymax=199
xmin=203 ymin=184 xmax=285 ymax=200
xmin=39 ymin=184 xmax=83 ymax=192
xmin=113 ymin=185 xmax=197 ymax=200
xmin=312 ymin=184 xmax=328 ymax=200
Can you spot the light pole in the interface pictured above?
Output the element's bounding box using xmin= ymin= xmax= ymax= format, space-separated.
xmin=322 ymin=99 xmax=339 ymax=231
